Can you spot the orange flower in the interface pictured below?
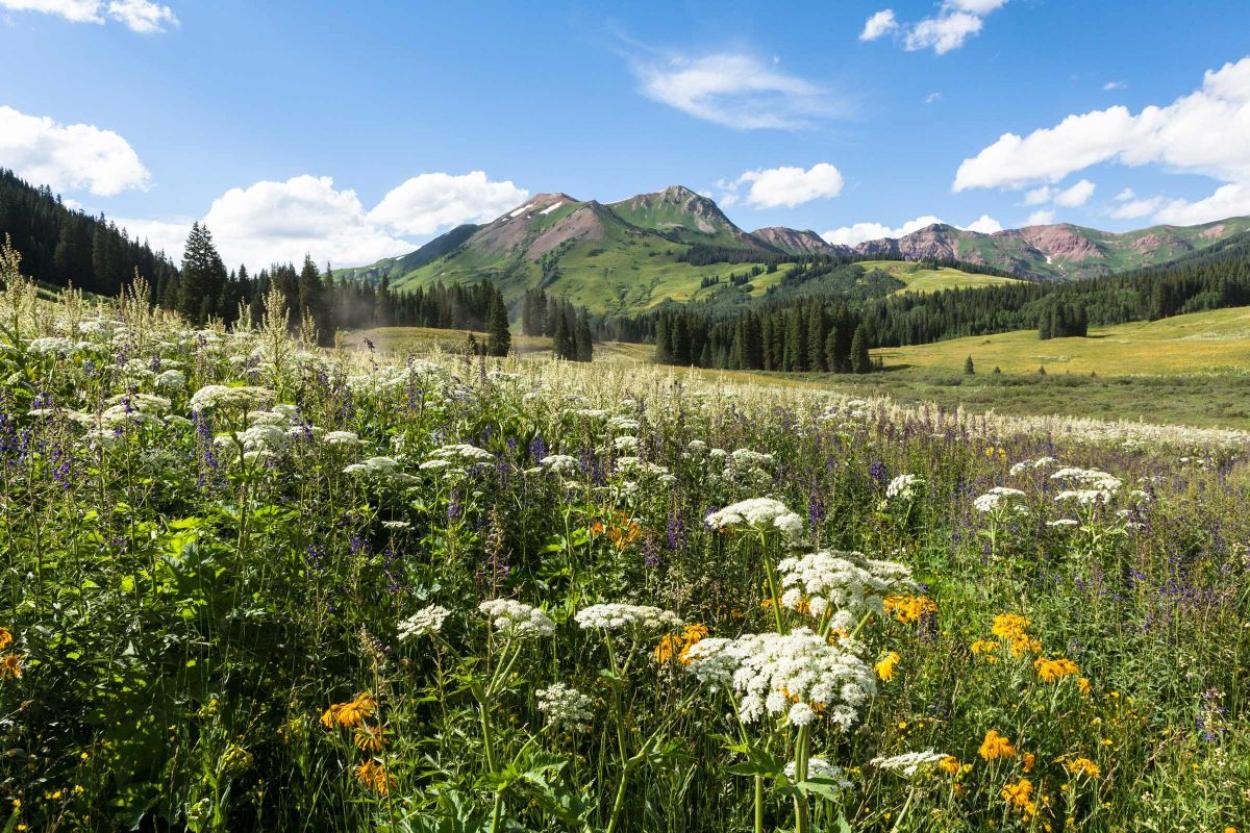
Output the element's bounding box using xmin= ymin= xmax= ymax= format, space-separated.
xmin=979 ymin=729 xmax=1017 ymax=760
xmin=653 ymin=633 xmax=683 ymax=664
xmin=991 ymin=614 xmax=1042 ymax=656
xmin=1065 ymin=757 xmax=1100 ymax=779
xmin=938 ymin=756 xmax=961 ymax=775
xmin=0 ymin=627 xmax=12 ymax=650
xmin=1001 ymin=777 xmax=1037 ymax=818
xmin=1034 ymin=657 xmax=1081 ymax=683
xmin=355 ymin=759 xmax=396 ymax=794
xmin=1022 ymin=752 xmax=1036 ymax=772
xmin=321 ymin=692 xmax=377 ymax=729
xmin=883 ymin=594 xmax=938 ymax=624
xmin=353 ymin=724 xmax=389 ymax=753
xmin=0 ymin=653 xmax=23 ymax=679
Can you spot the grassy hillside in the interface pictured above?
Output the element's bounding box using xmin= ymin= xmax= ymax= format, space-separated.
xmin=862 ymin=260 xmax=1023 ymax=294
xmin=872 ymin=305 xmax=1250 ymax=375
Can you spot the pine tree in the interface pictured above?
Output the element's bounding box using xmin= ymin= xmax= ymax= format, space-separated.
xmin=553 ymin=305 xmax=572 ymax=359
xmin=850 ymin=325 xmax=870 ymax=374
xmin=575 ymin=312 xmax=594 ymax=362
xmin=486 ymin=290 xmax=511 ymax=356
xmin=178 ymin=223 xmax=228 ymax=324
xmin=806 ymin=304 xmax=827 ymax=371
xmin=964 ymin=355 xmax=975 ymax=375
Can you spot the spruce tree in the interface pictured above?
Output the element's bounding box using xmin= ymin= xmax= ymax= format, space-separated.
xmin=178 ymin=223 xmax=227 ymax=324
xmin=850 ymin=325 xmax=870 ymax=374
xmin=964 ymin=355 xmax=975 ymax=375
xmin=574 ymin=312 xmax=594 ymax=362
xmin=486 ymin=290 xmax=511 ymax=356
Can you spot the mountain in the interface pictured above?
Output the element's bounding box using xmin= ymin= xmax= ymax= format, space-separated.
xmin=336 ymin=185 xmax=793 ymax=316
xmin=338 ymin=180 xmax=1250 ymax=316
xmin=851 ymin=217 xmax=1250 ymax=281
xmin=753 ymin=226 xmax=846 ymax=256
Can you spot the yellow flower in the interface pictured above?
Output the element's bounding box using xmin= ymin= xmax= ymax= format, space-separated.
xmin=991 ymin=614 xmax=1042 ymax=656
xmin=353 ymin=724 xmax=389 ymax=753
xmin=1 ymin=652 xmax=24 ymax=679
xmin=1022 ymin=752 xmax=1036 ymax=772
xmin=979 ymin=729 xmax=1017 ymax=760
xmin=938 ymin=756 xmax=961 ymax=775
xmin=320 ymin=692 xmax=377 ymax=729
xmin=682 ymin=623 xmax=709 ymax=642
xmin=883 ymin=594 xmax=938 ymax=624
xmin=1034 ymin=656 xmax=1081 ymax=683
xmin=1001 ymin=778 xmax=1037 ymax=818
xmin=875 ymin=651 xmax=900 ymax=682
xmin=1078 ymin=677 xmax=1091 ymax=695
xmin=354 ymin=759 xmax=396 ymax=795
xmin=0 ymin=627 xmax=12 ymax=650
xmin=1065 ymin=757 xmax=1101 ymax=779
xmin=653 ymin=633 xmax=683 ymax=664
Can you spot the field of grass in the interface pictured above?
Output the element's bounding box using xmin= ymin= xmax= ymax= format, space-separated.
xmin=862 ymin=260 xmax=1023 ymax=294
xmin=874 ymin=305 xmax=1250 ymax=375
xmin=7 ymin=252 xmax=1250 ymax=833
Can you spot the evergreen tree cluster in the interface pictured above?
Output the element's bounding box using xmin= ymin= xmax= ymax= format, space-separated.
xmin=651 ymin=299 xmax=873 ymax=373
xmin=1038 ymin=300 xmax=1088 ymax=340
xmin=0 ymin=168 xmax=178 ymax=297
xmin=521 ymin=288 xmax=593 ymax=361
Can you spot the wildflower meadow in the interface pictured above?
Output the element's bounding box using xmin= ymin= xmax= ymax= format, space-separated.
xmin=2 ymin=240 xmax=1249 ymax=832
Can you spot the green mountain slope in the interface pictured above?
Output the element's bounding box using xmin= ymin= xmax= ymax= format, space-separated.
xmin=855 ymin=217 xmax=1250 ymax=280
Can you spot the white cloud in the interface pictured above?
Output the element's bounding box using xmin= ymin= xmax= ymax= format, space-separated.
xmin=859 ymin=9 xmax=898 ymax=41
xmin=723 ymin=162 xmax=844 ymax=209
xmin=0 ymin=104 xmax=150 ymax=196
xmin=1109 ymin=195 xmax=1164 ymax=219
xmin=955 ymin=56 xmax=1250 ymax=191
xmin=1114 ymin=187 xmax=1136 ymax=201
xmin=105 ymin=0 xmax=176 ymax=33
xmin=116 ymin=216 xmax=193 ymax=257
xmin=121 ymin=171 xmax=528 ymax=271
xmin=1026 ymin=209 xmax=1056 ymax=225
xmin=368 ymin=171 xmax=528 ymax=236
xmin=633 ymin=51 xmax=832 ymax=129
xmin=904 ymin=11 xmax=983 ymax=54
xmin=1103 ymin=80 xmax=1126 ymax=91
xmin=821 ymin=214 xmax=1004 ymax=246
xmin=865 ymin=0 xmax=1008 ymax=55
xmin=0 ymin=0 xmax=177 ymax=31
xmin=1053 ymin=178 xmax=1095 ymax=207
xmin=1153 ymin=183 xmax=1250 ymax=225
xmin=0 ymin=0 xmax=100 ymax=23
xmin=924 ymin=91 xmax=943 ymax=104
xmin=1024 ymin=185 xmax=1053 ymax=205
xmin=964 ymin=213 xmax=1003 ymax=233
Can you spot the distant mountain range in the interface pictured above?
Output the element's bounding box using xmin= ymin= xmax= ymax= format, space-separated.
xmin=336 ymin=184 xmax=1250 ymax=315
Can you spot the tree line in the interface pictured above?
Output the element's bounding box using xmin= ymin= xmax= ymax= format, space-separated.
xmin=521 ymin=288 xmax=593 ymax=361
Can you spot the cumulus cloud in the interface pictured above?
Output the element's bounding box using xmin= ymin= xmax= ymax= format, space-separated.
xmin=954 ymin=56 xmax=1250 ymax=225
xmin=1026 ymin=209 xmax=1056 ymax=225
xmin=1053 ymin=178 xmax=1095 ymax=207
xmin=632 ymin=51 xmax=833 ymax=129
xmin=859 ymin=10 xmax=898 ymax=41
xmin=0 ymin=104 xmax=150 ymax=196
xmin=121 ymin=171 xmax=528 ymax=271
xmin=0 ymin=0 xmax=177 ymax=31
xmin=721 ymin=162 xmax=844 ymax=209
xmin=368 ymin=171 xmax=528 ymax=236
xmin=1023 ymin=185 xmax=1053 ymax=205
xmin=105 ymin=0 xmax=176 ymax=33
xmin=863 ymin=0 xmax=1008 ymax=55
xmin=964 ymin=213 xmax=1003 ymax=233
xmin=821 ymin=213 xmax=1005 ymax=246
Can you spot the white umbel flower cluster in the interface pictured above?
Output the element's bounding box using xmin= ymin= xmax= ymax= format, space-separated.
xmin=189 ymin=384 xmax=274 ymax=412
xmin=574 ymin=603 xmax=682 ymax=632
xmin=776 ymin=550 xmax=915 ymax=625
xmin=421 ymin=443 xmax=495 ymax=470
xmin=885 ymin=474 xmax=923 ymax=500
xmin=973 ymin=486 xmax=1027 ymax=513
xmin=1051 ymin=466 xmax=1122 ymax=505
xmin=397 ymin=604 xmax=451 ymax=641
xmin=785 ymin=757 xmax=852 ymax=788
xmin=705 ymin=498 xmax=804 ymax=541
xmin=683 ymin=628 xmax=876 ymax=730
xmin=536 ymin=682 xmax=594 ymax=731
xmin=871 ymin=749 xmax=950 ymax=777
xmin=479 ymin=599 xmax=556 ymax=638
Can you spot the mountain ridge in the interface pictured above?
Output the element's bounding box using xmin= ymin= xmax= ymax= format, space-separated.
xmin=336 ymin=183 xmax=1250 ymax=313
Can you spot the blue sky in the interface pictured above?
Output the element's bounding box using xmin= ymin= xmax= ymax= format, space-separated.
xmin=2 ymin=0 xmax=1249 ymax=268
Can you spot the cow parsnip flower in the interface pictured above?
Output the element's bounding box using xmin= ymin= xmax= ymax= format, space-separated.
xmin=479 ymin=599 xmax=555 ymax=639
xmin=575 ymin=603 xmax=681 ymax=632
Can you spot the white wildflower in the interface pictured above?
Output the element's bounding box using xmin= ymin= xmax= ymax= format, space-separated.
xmin=574 ymin=603 xmax=681 ymax=632
xmin=479 ymin=599 xmax=555 ymax=639
xmin=871 ymin=750 xmax=949 ymax=777
xmin=885 ymin=474 xmax=923 ymax=500
xmin=536 ymin=683 xmax=594 ymax=731
xmin=705 ymin=498 xmax=804 ymax=541
xmin=398 ymin=605 xmax=451 ymax=641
